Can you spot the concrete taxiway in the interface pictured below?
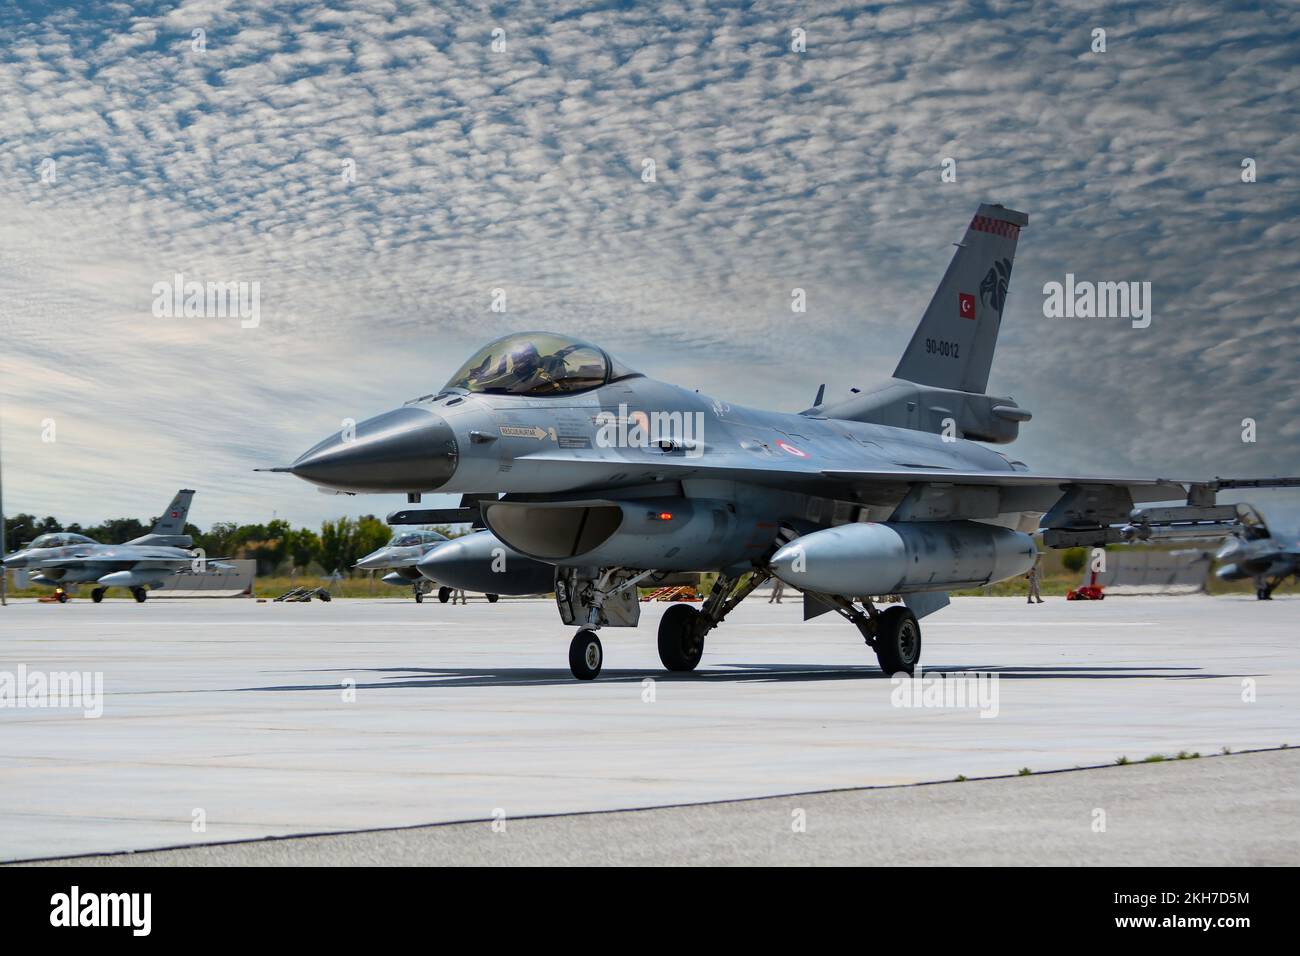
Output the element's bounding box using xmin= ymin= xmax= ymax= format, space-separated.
xmin=22 ymin=748 xmax=1298 ymax=866
xmin=1 ymin=595 xmax=1297 ymax=863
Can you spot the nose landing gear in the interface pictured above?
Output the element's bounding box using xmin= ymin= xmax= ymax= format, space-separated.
xmin=568 ymin=630 xmax=603 ymax=680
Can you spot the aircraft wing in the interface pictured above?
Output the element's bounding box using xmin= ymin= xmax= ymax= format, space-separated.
xmin=509 ymin=450 xmax=1298 ymax=547
xmin=819 ymin=467 xmax=1187 ymax=497
xmin=517 ymin=449 xmax=1193 ymax=500
xmin=36 ymin=556 xmax=232 ymax=568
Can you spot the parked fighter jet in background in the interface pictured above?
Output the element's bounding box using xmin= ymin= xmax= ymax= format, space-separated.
xmin=1215 ymin=505 xmax=1299 ymax=600
xmin=355 ymin=528 xmax=448 ymax=602
xmin=1 ymin=490 xmax=226 ymax=602
xmin=273 ymin=202 xmax=1298 ymax=679
xmin=355 ymin=525 xmax=557 ymax=603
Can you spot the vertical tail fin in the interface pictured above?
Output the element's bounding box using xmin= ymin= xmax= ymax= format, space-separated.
xmin=151 ymin=489 xmax=195 ymax=535
xmin=893 ymin=203 xmax=1028 ymax=394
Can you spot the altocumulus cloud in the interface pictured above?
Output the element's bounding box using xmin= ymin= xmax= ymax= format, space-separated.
xmin=1 ymin=0 xmax=1297 ymax=528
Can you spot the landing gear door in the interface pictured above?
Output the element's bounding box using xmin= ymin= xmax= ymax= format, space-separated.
xmin=555 ymin=567 xmax=642 ymax=628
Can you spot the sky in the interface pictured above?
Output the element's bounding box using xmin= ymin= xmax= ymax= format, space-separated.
xmin=2 ymin=0 xmax=1298 ymax=534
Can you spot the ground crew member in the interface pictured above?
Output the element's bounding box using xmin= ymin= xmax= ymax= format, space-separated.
xmin=1026 ymin=563 xmax=1044 ymax=604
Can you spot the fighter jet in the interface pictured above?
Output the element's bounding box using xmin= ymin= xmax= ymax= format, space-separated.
xmin=353 ymin=519 xmax=555 ymax=603
xmin=1214 ymin=505 xmax=1299 ymax=600
xmin=355 ymin=528 xmax=448 ymax=601
xmin=351 ymin=528 xmax=488 ymax=603
xmin=2 ymin=490 xmax=227 ymax=602
xmin=273 ymin=203 xmax=1298 ymax=679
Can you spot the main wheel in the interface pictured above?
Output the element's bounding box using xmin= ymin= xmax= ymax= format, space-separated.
xmin=91 ymin=588 xmax=105 ymax=604
xmin=438 ymin=586 xmax=451 ymax=604
xmin=658 ymin=603 xmax=706 ymax=672
xmin=131 ymin=587 xmax=148 ymax=603
xmin=318 ymin=591 xmax=332 ymax=602
xmin=875 ymin=605 xmax=921 ymax=675
xmin=415 ymin=590 xmax=424 ymax=603
xmin=569 ymin=629 xmax=603 ymax=680
xmin=486 ymin=593 xmax=499 ymax=603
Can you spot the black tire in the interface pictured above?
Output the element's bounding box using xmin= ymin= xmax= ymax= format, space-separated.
xmin=131 ymin=587 xmax=148 ymax=603
xmin=414 ymin=591 xmax=424 ymax=603
xmin=56 ymin=590 xmax=69 ymax=604
xmin=486 ymin=593 xmax=499 ymax=603
xmin=569 ymin=629 xmax=603 ymax=680
xmin=318 ymin=591 xmax=332 ymax=602
xmin=658 ymin=603 xmax=705 ymax=672
xmin=875 ymin=605 xmax=921 ymax=675
xmin=91 ymin=588 xmax=105 ymax=604
xmin=438 ymin=586 xmax=451 ymax=604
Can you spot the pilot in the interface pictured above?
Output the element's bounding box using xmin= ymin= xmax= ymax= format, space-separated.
xmin=507 ymin=341 xmax=544 ymax=389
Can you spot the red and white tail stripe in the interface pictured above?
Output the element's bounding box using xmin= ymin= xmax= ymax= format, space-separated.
xmin=969 ymin=215 xmax=1020 ymax=240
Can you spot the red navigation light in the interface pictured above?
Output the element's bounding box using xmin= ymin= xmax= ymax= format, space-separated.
xmin=656 ymin=511 xmax=673 ymax=521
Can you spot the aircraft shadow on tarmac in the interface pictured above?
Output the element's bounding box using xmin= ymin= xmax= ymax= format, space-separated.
xmin=234 ymin=663 xmax=1246 ymax=692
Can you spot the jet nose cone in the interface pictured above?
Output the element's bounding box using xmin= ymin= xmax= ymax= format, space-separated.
xmin=292 ymin=407 xmax=457 ymax=492
xmin=2 ymin=552 xmax=28 ymax=569
xmin=355 ymin=547 xmax=392 ymax=570
xmin=1215 ymin=539 xmax=1242 ymax=561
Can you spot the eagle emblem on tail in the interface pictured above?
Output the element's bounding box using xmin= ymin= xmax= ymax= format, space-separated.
xmin=980 ymin=258 xmax=1013 ymax=313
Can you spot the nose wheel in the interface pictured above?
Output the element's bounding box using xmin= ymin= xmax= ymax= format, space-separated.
xmin=568 ymin=629 xmax=603 ymax=680
xmin=131 ymin=587 xmax=148 ymax=603
xmin=91 ymin=588 xmax=106 ymax=603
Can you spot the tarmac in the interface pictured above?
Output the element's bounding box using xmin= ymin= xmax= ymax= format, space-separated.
xmin=1 ymin=594 xmax=1296 ymax=864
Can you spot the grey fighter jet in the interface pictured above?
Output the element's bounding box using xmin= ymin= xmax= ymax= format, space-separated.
xmin=274 ymin=203 xmax=1298 ymax=679
xmin=355 ymin=528 xmax=449 ymax=601
xmin=2 ymin=490 xmax=227 ymax=602
xmin=1214 ymin=505 xmax=1299 ymax=600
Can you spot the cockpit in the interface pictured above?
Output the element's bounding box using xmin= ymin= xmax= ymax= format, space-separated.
xmin=389 ymin=530 xmax=446 ymax=548
xmin=27 ymin=533 xmax=96 ymax=549
xmin=442 ymin=332 xmax=638 ymax=397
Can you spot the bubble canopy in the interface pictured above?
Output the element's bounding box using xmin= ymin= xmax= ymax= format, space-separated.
xmin=442 ymin=332 xmax=638 ymax=397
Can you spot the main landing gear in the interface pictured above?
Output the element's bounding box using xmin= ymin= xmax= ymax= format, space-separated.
xmin=91 ymin=588 xmax=106 ymax=603
xmin=1256 ymin=577 xmax=1282 ymax=601
xmin=656 ymin=570 xmax=770 ymax=673
xmin=131 ymin=586 xmax=148 ymax=603
xmin=811 ymin=594 xmax=922 ymax=675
